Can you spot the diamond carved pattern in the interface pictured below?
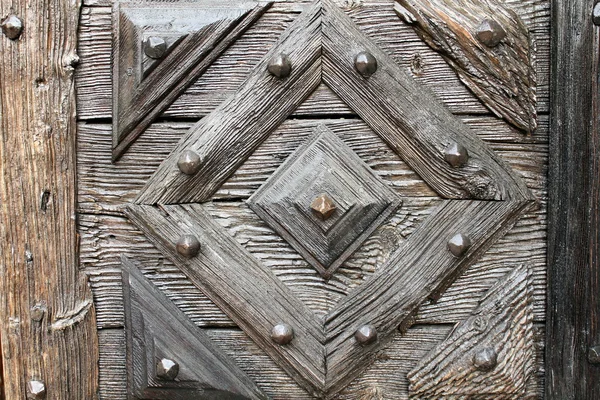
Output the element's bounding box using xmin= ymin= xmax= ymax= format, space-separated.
xmin=248 ymin=125 xmax=402 ymax=279
xmin=123 ymin=0 xmax=536 ymax=397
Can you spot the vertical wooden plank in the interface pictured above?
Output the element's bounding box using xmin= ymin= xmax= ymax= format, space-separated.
xmin=0 ymin=0 xmax=99 ymax=398
xmin=547 ymin=0 xmax=600 ymax=397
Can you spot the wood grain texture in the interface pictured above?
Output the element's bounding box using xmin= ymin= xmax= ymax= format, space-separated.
xmin=247 ymin=125 xmax=402 ymax=278
xmin=135 ymin=1 xmax=322 ymax=204
xmin=112 ymin=1 xmax=272 ymax=160
xmin=125 ymin=204 xmax=327 ymax=396
xmin=546 ymin=0 xmax=600 ymax=398
xmin=323 ymin=199 xmax=532 ymax=394
xmin=0 ymin=0 xmax=99 ymax=398
xmin=75 ymin=1 xmax=550 ymax=121
xmin=321 ymin=0 xmax=533 ymax=202
xmin=408 ymin=264 xmax=536 ymax=398
xmin=121 ymin=256 xmax=266 ymax=399
xmin=394 ymin=0 xmax=537 ymax=133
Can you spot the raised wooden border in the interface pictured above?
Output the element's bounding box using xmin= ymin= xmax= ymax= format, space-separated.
xmin=546 ymin=0 xmax=600 ymax=397
xmin=0 ymin=0 xmax=99 ymax=398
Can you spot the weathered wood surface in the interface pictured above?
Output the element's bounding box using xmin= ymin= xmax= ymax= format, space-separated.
xmin=408 ymin=264 xmax=536 ymax=398
xmin=121 ymin=256 xmax=267 ymax=399
xmin=76 ymin=1 xmax=550 ymax=121
xmin=96 ymin=324 xmax=546 ymax=399
xmin=126 ymin=204 xmax=328 ymax=396
xmin=247 ymin=125 xmax=403 ymax=278
xmin=112 ymin=1 xmax=272 ymax=160
xmin=0 ymin=0 xmax=99 ymax=399
xmin=323 ymin=199 xmax=532 ymax=394
xmin=546 ymin=0 xmax=600 ymax=398
xmin=395 ymin=0 xmax=537 ymax=133
xmin=322 ymin=0 xmax=532 ymax=201
xmin=78 ymin=118 xmax=548 ymax=216
xmin=135 ymin=1 xmax=322 ymax=204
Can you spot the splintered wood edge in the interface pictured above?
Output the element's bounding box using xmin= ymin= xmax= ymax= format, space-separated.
xmin=394 ymin=0 xmax=537 ymax=133
xmin=321 ymin=199 xmax=533 ymax=395
xmin=113 ymin=2 xmax=273 ymax=161
xmin=124 ymin=204 xmax=328 ymax=396
xmin=407 ymin=264 xmax=535 ymax=397
xmin=321 ymin=0 xmax=532 ymax=202
xmin=134 ymin=0 xmax=323 ymax=204
xmin=121 ymin=256 xmax=268 ymax=399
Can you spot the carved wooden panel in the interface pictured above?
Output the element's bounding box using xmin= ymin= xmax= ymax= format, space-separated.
xmin=76 ymin=0 xmax=549 ymax=398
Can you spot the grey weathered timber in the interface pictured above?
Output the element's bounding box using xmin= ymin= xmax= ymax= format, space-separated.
xmin=321 ymin=0 xmax=532 ymax=201
xmin=125 ymin=204 xmax=327 ymax=396
xmin=247 ymin=125 xmax=402 ymax=278
xmin=394 ymin=0 xmax=537 ymax=133
xmin=408 ymin=264 xmax=536 ymax=398
xmin=76 ymin=1 xmax=550 ymax=120
xmin=113 ymin=1 xmax=272 ymax=160
xmin=322 ymin=199 xmax=532 ymax=394
xmin=135 ymin=0 xmax=323 ymax=204
xmin=0 ymin=0 xmax=99 ymax=398
xmin=546 ymin=0 xmax=600 ymax=398
xmin=136 ymin=0 xmax=532 ymax=205
xmin=121 ymin=256 xmax=266 ymax=399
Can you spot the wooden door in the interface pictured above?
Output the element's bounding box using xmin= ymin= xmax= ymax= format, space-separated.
xmin=1 ymin=0 xmax=599 ymax=398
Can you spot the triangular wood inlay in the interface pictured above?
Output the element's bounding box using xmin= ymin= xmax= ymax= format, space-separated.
xmin=113 ymin=1 xmax=272 ymax=161
xmin=121 ymin=256 xmax=267 ymax=399
xmin=407 ymin=264 xmax=536 ymax=398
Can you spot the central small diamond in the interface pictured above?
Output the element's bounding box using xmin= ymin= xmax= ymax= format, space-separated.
xmin=248 ymin=124 xmax=402 ymax=279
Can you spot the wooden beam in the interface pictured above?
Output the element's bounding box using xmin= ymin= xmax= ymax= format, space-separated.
xmin=546 ymin=0 xmax=600 ymax=397
xmin=0 ymin=0 xmax=98 ymax=399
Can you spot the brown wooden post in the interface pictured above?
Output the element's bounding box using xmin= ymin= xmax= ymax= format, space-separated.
xmin=0 ymin=0 xmax=98 ymax=398
xmin=547 ymin=0 xmax=600 ymax=397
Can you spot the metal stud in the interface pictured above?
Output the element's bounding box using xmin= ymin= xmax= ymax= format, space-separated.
xmin=476 ymin=19 xmax=507 ymax=48
xmin=177 ymin=150 xmax=203 ymax=175
xmin=311 ymin=194 xmax=337 ymax=220
xmin=354 ymin=324 xmax=377 ymax=345
xmin=27 ymin=380 xmax=46 ymax=399
xmin=473 ymin=346 xmax=498 ymax=371
xmin=354 ymin=51 xmax=378 ymax=77
xmin=448 ymin=233 xmax=472 ymax=257
xmin=156 ymin=358 xmax=180 ymax=380
xmin=444 ymin=142 xmax=469 ymax=168
xmin=268 ymin=54 xmax=292 ymax=78
xmin=176 ymin=235 xmax=201 ymax=258
xmin=271 ymin=323 xmax=294 ymax=345
xmin=143 ymin=36 xmax=167 ymax=59
xmin=589 ymin=345 xmax=600 ymax=364
xmin=1 ymin=15 xmax=23 ymax=40
xmin=30 ymin=304 xmax=46 ymax=322
xmin=594 ymin=3 xmax=600 ymax=26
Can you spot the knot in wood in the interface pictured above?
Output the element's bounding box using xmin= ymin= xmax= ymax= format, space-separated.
xmin=311 ymin=194 xmax=337 ymax=220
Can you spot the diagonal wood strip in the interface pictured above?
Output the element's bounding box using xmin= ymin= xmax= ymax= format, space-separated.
xmin=394 ymin=0 xmax=537 ymax=134
xmin=407 ymin=263 xmax=535 ymax=398
xmin=135 ymin=0 xmax=323 ymax=204
xmin=322 ymin=199 xmax=533 ymax=395
xmin=113 ymin=2 xmax=273 ymax=162
xmin=125 ymin=204 xmax=327 ymax=396
xmin=121 ymin=256 xmax=268 ymax=399
xmin=321 ymin=0 xmax=532 ymax=201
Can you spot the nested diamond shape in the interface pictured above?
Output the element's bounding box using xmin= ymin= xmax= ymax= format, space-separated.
xmin=247 ymin=124 xmax=402 ymax=279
